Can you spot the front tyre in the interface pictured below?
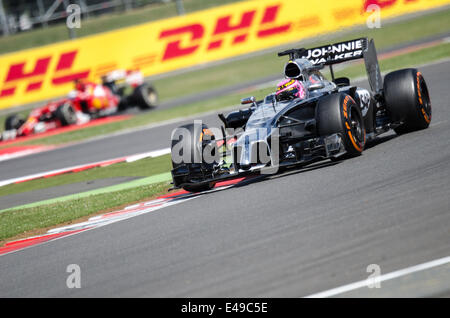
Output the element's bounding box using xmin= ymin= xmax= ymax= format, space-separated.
xmin=171 ymin=123 xmax=216 ymax=192
xmin=5 ymin=114 xmax=25 ymax=130
xmin=133 ymin=83 xmax=158 ymax=110
xmin=383 ymin=68 xmax=431 ymax=134
xmin=55 ymin=103 xmax=77 ymax=126
xmin=316 ymin=93 xmax=366 ymax=158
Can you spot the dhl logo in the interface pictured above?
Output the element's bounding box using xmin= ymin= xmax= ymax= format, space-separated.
xmin=0 ymin=50 xmax=89 ymax=100
xmin=363 ymin=0 xmax=421 ymax=11
xmin=158 ymin=4 xmax=290 ymax=61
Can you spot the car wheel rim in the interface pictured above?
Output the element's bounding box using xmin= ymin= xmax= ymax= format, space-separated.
xmin=350 ymin=108 xmax=363 ymax=143
xmin=148 ymin=92 xmax=157 ymax=105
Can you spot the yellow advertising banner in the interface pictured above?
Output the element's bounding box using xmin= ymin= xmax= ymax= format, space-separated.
xmin=0 ymin=0 xmax=448 ymax=109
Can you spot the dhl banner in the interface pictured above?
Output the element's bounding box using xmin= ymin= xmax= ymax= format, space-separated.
xmin=0 ymin=0 xmax=449 ymax=109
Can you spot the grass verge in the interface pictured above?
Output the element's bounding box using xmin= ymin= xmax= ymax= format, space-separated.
xmin=0 ymin=154 xmax=171 ymax=197
xmin=0 ymin=153 xmax=172 ymax=243
xmin=0 ymin=181 xmax=170 ymax=244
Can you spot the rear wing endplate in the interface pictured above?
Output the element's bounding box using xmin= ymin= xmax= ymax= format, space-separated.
xmin=363 ymin=39 xmax=383 ymax=94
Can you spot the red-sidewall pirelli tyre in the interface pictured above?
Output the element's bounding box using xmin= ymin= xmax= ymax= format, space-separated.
xmin=383 ymin=68 xmax=431 ymax=134
xmin=316 ymin=93 xmax=366 ymax=158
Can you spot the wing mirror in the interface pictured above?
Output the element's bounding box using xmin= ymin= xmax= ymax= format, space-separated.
xmin=241 ymin=96 xmax=256 ymax=105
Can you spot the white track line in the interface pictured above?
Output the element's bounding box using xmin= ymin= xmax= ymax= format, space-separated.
xmin=0 ymin=158 xmax=124 ymax=187
xmin=305 ymin=256 xmax=450 ymax=298
xmin=125 ymin=147 xmax=170 ymax=162
xmin=0 ymin=147 xmax=55 ymax=163
xmin=0 ymin=147 xmax=171 ymax=187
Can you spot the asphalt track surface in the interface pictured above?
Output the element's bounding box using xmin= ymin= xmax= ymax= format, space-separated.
xmin=0 ymin=59 xmax=449 ymax=297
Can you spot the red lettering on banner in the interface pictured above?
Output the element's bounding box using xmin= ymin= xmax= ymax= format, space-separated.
xmin=257 ymin=5 xmax=291 ymax=37
xmin=158 ymin=4 xmax=292 ymax=61
xmin=52 ymin=72 xmax=90 ymax=85
xmin=26 ymin=81 xmax=43 ymax=92
xmin=51 ymin=50 xmax=90 ymax=85
xmin=0 ymin=50 xmax=91 ymax=99
xmin=0 ymin=87 xmax=15 ymax=97
xmin=207 ymin=10 xmax=256 ymax=50
xmin=363 ymin=0 xmax=397 ymax=11
xmin=55 ymin=51 xmax=77 ymax=71
xmin=1 ymin=56 xmax=50 ymax=99
xmin=159 ymin=24 xmax=204 ymax=60
xmin=363 ymin=0 xmax=418 ymax=12
xmin=5 ymin=56 xmax=51 ymax=82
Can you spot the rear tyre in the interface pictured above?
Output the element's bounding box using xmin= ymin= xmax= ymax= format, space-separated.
xmin=5 ymin=114 xmax=25 ymax=130
xmin=383 ymin=68 xmax=431 ymax=134
xmin=171 ymin=123 xmax=216 ymax=192
xmin=133 ymin=83 xmax=158 ymax=110
xmin=55 ymin=102 xmax=77 ymax=126
xmin=316 ymin=93 xmax=366 ymax=158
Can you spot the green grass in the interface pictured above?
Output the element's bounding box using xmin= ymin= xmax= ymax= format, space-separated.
xmin=0 ymin=181 xmax=169 ymax=242
xmin=0 ymin=154 xmax=171 ymax=197
xmin=0 ymin=154 xmax=172 ymax=242
xmin=0 ymin=0 xmax=243 ymax=56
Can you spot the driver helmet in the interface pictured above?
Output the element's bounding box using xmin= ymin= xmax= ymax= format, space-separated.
xmin=74 ymin=78 xmax=86 ymax=91
xmin=275 ymin=79 xmax=306 ymax=101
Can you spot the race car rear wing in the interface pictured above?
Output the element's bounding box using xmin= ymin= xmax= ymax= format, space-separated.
xmin=278 ymin=38 xmax=383 ymax=93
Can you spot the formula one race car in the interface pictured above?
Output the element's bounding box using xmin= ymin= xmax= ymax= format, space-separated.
xmin=170 ymin=38 xmax=432 ymax=192
xmin=1 ymin=69 xmax=158 ymax=141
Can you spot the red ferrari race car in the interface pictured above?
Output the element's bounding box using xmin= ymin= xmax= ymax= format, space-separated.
xmin=1 ymin=69 xmax=158 ymax=141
